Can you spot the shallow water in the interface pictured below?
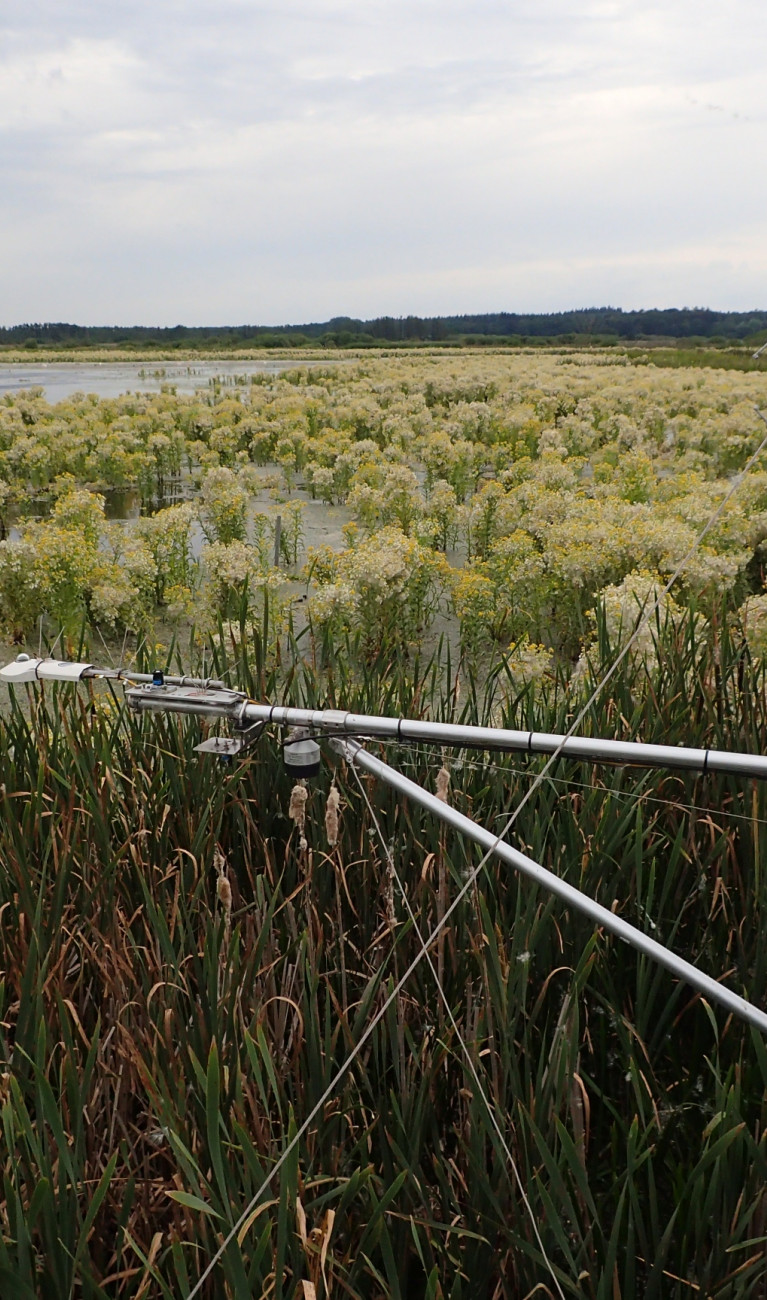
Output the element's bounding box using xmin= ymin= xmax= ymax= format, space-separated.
xmin=7 ymin=476 xmax=354 ymax=563
xmin=0 ymin=359 xmax=334 ymax=403
xmin=7 ymin=484 xmax=187 ymax=541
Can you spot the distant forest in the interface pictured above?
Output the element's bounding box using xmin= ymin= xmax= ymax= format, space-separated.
xmin=3 ymin=307 xmax=767 ymax=349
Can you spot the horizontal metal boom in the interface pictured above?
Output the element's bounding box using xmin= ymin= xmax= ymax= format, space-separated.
xmin=15 ymin=654 xmax=759 ymax=778
xmin=232 ymin=703 xmax=767 ymax=779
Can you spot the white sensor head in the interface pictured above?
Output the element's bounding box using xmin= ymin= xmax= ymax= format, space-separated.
xmin=0 ymin=656 xmax=93 ymax=684
xmin=0 ymin=656 xmax=43 ymax=683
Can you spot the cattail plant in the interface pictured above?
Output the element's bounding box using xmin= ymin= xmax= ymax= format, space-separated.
xmin=325 ymin=780 xmax=341 ymax=847
xmin=289 ymin=780 xmax=309 ymax=852
xmin=0 ymin=350 xmax=767 ymax=1296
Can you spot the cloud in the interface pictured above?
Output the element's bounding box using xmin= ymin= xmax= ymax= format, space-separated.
xmin=1 ymin=0 xmax=766 ymax=322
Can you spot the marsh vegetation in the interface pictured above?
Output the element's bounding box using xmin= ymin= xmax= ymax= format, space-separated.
xmin=2 ymin=350 xmax=767 ymax=1295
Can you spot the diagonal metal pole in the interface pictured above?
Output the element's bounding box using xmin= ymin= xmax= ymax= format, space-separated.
xmin=333 ymin=737 xmax=767 ymax=1035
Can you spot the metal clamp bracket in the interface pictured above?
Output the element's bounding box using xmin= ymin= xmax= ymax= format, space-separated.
xmin=194 ymin=720 xmax=266 ymax=760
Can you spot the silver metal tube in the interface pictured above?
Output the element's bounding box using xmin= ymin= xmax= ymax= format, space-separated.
xmin=134 ymin=698 xmax=234 ymax=718
xmin=334 ymin=737 xmax=767 ymax=1035
xmin=86 ymin=669 xmax=229 ymax=689
xmin=239 ymin=703 xmax=767 ymax=780
xmin=6 ymin=656 xmax=767 ymax=777
xmin=126 ymin=690 xmax=241 ymax=719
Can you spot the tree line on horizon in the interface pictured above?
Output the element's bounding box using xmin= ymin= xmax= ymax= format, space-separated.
xmin=3 ymin=306 xmax=767 ymax=350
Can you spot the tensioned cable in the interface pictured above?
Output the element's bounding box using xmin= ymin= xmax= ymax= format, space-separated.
xmin=349 ymin=760 xmax=568 ymax=1298
xmin=184 ymin=413 xmax=767 ymax=1299
xmin=133 ymin=730 xmax=767 ymax=833
xmin=388 ymin=749 xmax=767 ymax=831
xmin=352 ymin=731 xmax=767 ymax=831
xmin=59 ymin=721 xmax=767 ymax=840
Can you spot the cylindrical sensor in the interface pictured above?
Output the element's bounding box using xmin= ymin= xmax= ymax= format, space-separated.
xmin=283 ymin=728 xmax=321 ymax=778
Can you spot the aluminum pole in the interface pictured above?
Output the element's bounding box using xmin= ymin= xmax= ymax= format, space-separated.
xmin=224 ymin=702 xmax=767 ymax=780
xmin=333 ymin=737 xmax=767 ymax=1035
xmin=9 ymin=658 xmax=767 ymax=777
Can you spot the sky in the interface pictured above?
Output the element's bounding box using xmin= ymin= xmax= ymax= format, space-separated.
xmin=1 ymin=0 xmax=766 ymax=326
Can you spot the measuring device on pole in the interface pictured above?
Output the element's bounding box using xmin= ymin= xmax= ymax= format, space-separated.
xmin=3 ymin=651 xmax=767 ymax=1034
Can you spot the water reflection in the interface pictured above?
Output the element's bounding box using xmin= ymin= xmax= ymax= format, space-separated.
xmin=7 ymin=483 xmax=191 ymax=540
xmin=103 ymin=489 xmax=141 ymax=521
xmin=0 ymin=358 xmax=342 ymax=404
xmin=103 ymin=487 xmax=189 ymax=520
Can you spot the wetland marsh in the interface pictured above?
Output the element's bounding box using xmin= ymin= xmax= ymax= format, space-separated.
xmin=3 ymin=348 xmax=767 ymax=1296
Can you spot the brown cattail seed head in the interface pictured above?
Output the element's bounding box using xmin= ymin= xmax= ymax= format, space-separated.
xmin=435 ymin=767 xmax=451 ymax=803
xmin=289 ymin=782 xmax=308 ymax=835
xmin=325 ymin=781 xmax=341 ymax=847
xmin=217 ymin=872 xmax=232 ymax=912
xmin=214 ymin=845 xmax=232 ymax=934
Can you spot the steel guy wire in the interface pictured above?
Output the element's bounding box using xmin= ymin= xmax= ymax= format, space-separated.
xmin=135 ymin=726 xmax=767 ymax=834
xmin=456 ymin=411 xmax=767 ymax=861
xmin=349 ymin=757 xmax=568 ymax=1300
xmin=184 ymin=416 xmax=767 ymax=1299
xmin=386 ymin=747 xmax=767 ymax=832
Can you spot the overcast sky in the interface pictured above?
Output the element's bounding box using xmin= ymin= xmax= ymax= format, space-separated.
xmin=1 ymin=0 xmax=766 ymax=326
